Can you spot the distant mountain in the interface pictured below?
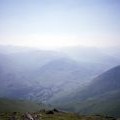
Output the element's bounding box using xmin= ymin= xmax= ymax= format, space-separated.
xmin=102 ymin=46 xmax=120 ymax=59
xmin=61 ymin=46 xmax=120 ymax=70
xmin=0 ymin=45 xmax=109 ymax=102
xmin=0 ymin=46 xmax=67 ymax=101
xmin=0 ymin=47 xmax=66 ymax=90
xmin=54 ymin=66 xmax=120 ymax=117
xmin=0 ymin=57 xmax=96 ymax=102
xmin=0 ymin=45 xmax=120 ymax=106
xmin=30 ymin=58 xmax=97 ymax=102
xmin=34 ymin=58 xmax=95 ymax=86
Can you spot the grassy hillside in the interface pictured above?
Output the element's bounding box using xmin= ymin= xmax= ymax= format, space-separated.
xmin=0 ymin=98 xmax=48 ymax=112
xmin=59 ymin=94 xmax=120 ymax=117
xmin=0 ymin=98 xmax=118 ymax=120
xmin=0 ymin=111 xmax=117 ymax=120
xmin=52 ymin=66 xmax=120 ymax=118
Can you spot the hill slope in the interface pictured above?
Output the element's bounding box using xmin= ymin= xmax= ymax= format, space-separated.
xmin=0 ymin=98 xmax=48 ymax=112
xmin=0 ymin=111 xmax=117 ymax=120
xmin=53 ymin=66 xmax=120 ymax=117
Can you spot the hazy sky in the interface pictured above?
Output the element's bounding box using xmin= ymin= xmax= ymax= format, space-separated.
xmin=0 ymin=0 xmax=120 ymax=50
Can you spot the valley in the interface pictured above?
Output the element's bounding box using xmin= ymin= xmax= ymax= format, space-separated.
xmin=0 ymin=45 xmax=120 ymax=118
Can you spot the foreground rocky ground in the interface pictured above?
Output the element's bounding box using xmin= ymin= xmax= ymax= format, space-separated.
xmin=0 ymin=109 xmax=119 ymax=120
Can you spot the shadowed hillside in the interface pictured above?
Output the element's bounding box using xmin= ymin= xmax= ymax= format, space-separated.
xmin=51 ymin=66 xmax=120 ymax=117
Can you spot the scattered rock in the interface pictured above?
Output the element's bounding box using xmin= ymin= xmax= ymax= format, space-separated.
xmin=10 ymin=116 xmax=16 ymax=120
xmin=53 ymin=108 xmax=59 ymax=112
xmin=46 ymin=110 xmax=54 ymax=114
xmin=24 ymin=112 xmax=34 ymax=120
xmin=10 ymin=112 xmax=17 ymax=120
xmin=33 ymin=114 xmax=39 ymax=120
